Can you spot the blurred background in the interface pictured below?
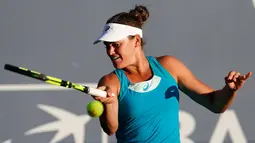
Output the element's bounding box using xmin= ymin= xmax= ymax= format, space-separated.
xmin=0 ymin=0 xmax=255 ymax=143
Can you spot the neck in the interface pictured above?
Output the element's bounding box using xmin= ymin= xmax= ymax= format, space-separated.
xmin=123 ymin=52 xmax=151 ymax=76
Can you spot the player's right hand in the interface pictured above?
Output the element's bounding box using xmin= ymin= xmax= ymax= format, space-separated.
xmin=93 ymin=86 xmax=117 ymax=104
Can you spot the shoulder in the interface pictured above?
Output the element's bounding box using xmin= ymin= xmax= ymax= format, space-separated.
xmin=97 ymin=71 xmax=121 ymax=95
xmin=155 ymin=55 xmax=188 ymax=81
xmin=155 ymin=55 xmax=184 ymax=70
xmin=155 ymin=55 xmax=178 ymax=64
xmin=98 ymin=71 xmax=120 ymax=86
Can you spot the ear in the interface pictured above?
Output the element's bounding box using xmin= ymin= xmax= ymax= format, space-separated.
xmin=134 ymin=34 xmax=142 ymax=48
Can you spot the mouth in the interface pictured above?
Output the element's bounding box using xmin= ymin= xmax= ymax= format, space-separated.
xmin=111 ymin=56 xmax=120 ymax=61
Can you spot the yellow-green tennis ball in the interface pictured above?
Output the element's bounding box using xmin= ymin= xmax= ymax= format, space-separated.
xmin=87 ymin=100 xmax=104 ymax=117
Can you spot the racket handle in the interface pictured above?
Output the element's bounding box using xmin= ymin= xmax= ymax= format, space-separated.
xmin=86 ymin=87 xmax=107 ymax=98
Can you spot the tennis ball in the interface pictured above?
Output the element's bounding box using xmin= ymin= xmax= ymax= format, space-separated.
xmin=87 ymin=100 xmax=104 ymax=117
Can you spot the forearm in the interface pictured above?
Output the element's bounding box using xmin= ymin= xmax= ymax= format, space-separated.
xmin=99 ymin=102 xmax=118 ymax=135
xmin=211 ymin=85 xmax=237 ymax=113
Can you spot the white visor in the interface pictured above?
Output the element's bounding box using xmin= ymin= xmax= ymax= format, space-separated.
xmin=93 ymin=23 xmax=143 ymax=44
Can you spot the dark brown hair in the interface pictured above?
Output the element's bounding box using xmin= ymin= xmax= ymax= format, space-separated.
xmin=106 ymin=5 xmax=149 ymax=47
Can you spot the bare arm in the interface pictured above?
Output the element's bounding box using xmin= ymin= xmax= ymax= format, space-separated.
xmin=158 ymin=55 xmax=252 ymax=113
xmin=94 ymin=72 xmax=120 ymax=135
xmin=177 ymin=73 xmax=236 ymax=113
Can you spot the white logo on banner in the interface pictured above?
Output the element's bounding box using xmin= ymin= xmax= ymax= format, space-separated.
xmin=24 ymin=104 xmax=91 ymax=143
xmin=1 ymin=139 xmax=11 ymax=143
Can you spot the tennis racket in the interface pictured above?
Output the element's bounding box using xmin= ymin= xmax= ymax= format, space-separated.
xmin=4 ymin=64 xmax=107 ymax=97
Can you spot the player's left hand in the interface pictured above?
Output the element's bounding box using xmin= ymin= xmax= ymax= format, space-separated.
xmin=225 ymin=71 xmax=252 ymax=91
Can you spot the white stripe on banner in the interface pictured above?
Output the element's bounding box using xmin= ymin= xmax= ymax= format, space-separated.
xmin=0 ymin=83 xmax=97 ymax=91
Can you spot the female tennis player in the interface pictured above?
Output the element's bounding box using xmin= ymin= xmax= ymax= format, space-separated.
xmin=92 ymin=5 xmax=252 ymax=143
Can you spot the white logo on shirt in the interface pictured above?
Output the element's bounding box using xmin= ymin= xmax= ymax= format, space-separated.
xmin=128 ymin=75 xmax=161 ymax=93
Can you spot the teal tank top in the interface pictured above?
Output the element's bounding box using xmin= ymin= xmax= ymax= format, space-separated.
xmin=114 ymin=56 xmax=180 ymax=143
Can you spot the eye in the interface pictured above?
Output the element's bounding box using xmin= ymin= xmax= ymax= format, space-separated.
xmin=112 ymin=43 xmax=120 ymax=48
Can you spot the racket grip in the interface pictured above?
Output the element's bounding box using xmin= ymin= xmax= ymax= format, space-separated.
xmin=87 ymin=87 xmax=107 ymax=98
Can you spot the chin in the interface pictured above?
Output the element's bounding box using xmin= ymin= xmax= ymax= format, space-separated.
xmin=113 ymin=63 xmax=125 ymax=69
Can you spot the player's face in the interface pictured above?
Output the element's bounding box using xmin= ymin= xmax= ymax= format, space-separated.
xmin=104 ymin=36 xmax=137 ymax=69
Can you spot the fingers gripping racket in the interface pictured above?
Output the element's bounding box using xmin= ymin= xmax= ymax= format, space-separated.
xmin=4 ymin=64 xmax=107 ymax=98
